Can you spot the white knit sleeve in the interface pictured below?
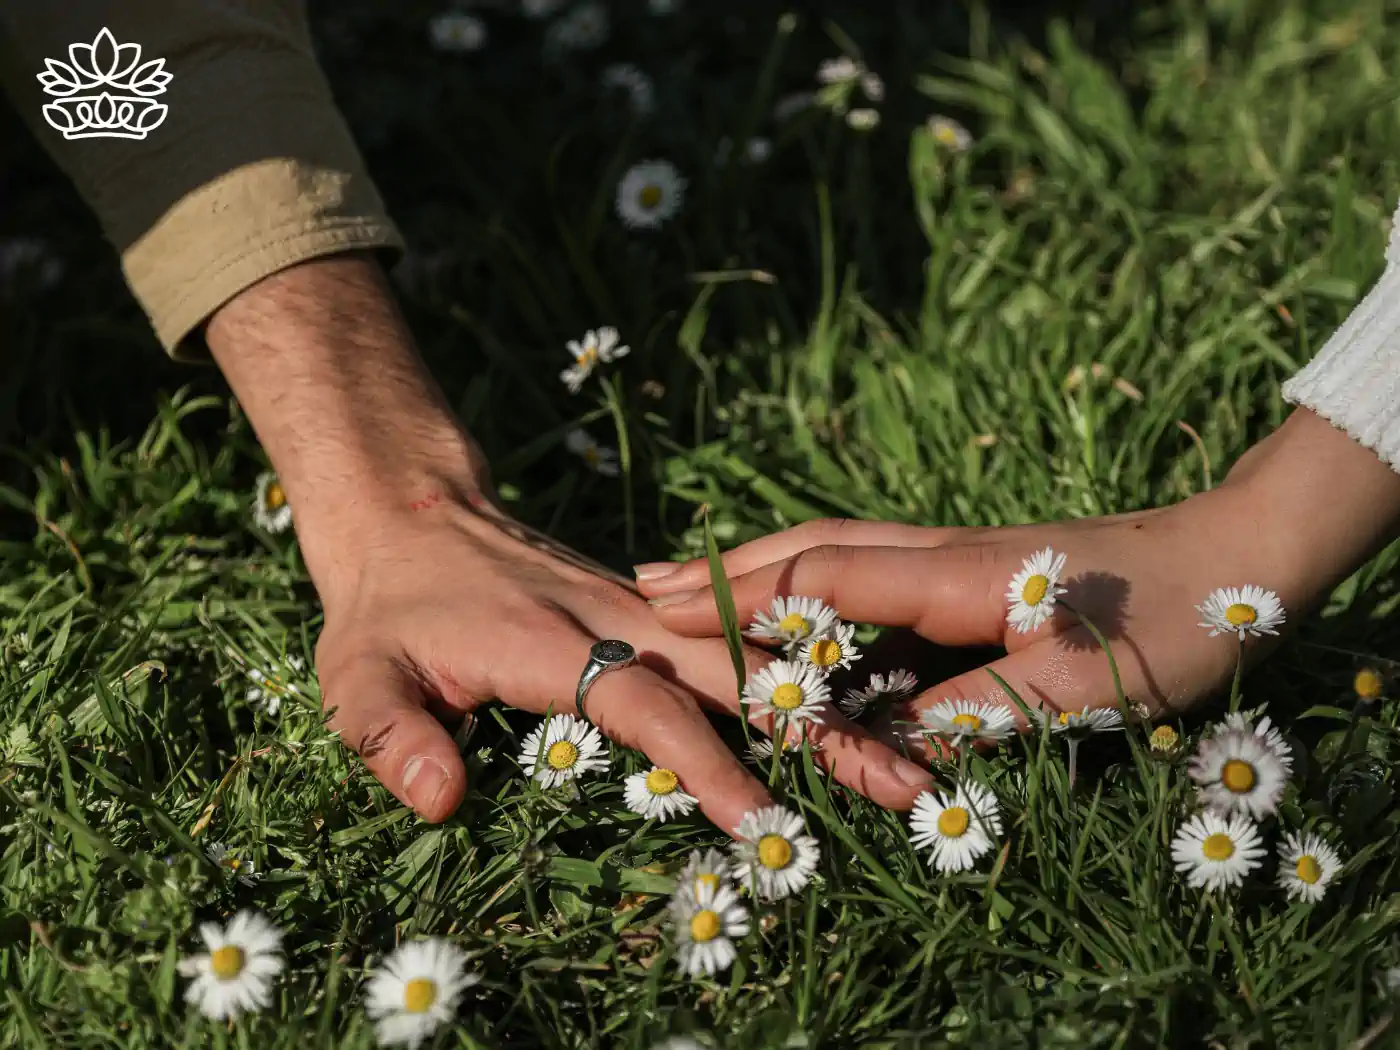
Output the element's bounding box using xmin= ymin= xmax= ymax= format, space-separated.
xmin=1281 ymin=201 xmax=1400 ymax=471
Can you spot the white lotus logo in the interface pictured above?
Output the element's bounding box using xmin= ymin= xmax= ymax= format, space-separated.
xmin=35 ymin=27 xmax=172 ymax=140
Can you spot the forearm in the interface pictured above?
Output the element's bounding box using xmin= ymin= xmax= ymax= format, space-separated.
xmin=206 ymin=254 xmax=490 ymax=587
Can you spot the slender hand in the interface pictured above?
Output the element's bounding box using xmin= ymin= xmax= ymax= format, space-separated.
xmin=205 ymin=253 xmax=933 ymax=831
xmin=636 ymin=409 xmax=1400 ymax=746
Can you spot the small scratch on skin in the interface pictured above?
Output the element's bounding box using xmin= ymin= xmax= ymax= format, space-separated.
xmin=409 ymin=491 xmax=444 ymax=512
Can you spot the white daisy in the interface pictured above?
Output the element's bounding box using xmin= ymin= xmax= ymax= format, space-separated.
xmin=245 ymin=654 xmax=306 ymax=716
xmin=1195 ymin=585 xmax=1286 ymax=640
xmin=560 ymin=326 xmax=631 ymax=393
xmin=1276 ymin=831 xmax=1343 ymax=904
xmin=544 ymin=2 xmax=610 ymax=57
xmin=747 ymin=731 xmax=825 ymax=772
xmin=1005 ymin=547 xmax=1068 ymax=634
xmin=773 ymin=91 xmax=814 ymax=121
xmin=928 ymin=115 xmax=973 ymax=152
xmin=845 ymin=108 xmax=880 ymax=131
xmin=919 ymin=699 xmax=1016 ymax=744
xmin=519 ymin=713 xmax=609 ymax=788
xmin=730 ymin=805 xmax=821 ymax=900
xmin=838 ymin=668 xmax=919 ymax=719
xmin=742 ymin=659 xmax=831 ymax=726
xmin=677 ymin=847 xmax=731 ymax=901
xmin=624 ymin=767 xmax=699 ymax=822
xmin=429 ymin=12 xmax=487 ymax=52
xmin=365 ymin=938 xmax=480 ymax=1049
xmin=564 ymin=428 xmax=621 ymax=476
xmin=1221 ymin=712 xmax=1293 ymax=773
xmin=1032 ymin=705 xmax=1124 ymax=738
xmin=1188 ymin=724 xmax=1289 ymax=820
xmin=177 ymin=911 xmax=284 ymax=1020
xmin=908 ymin=782 xmax=1003 ymax=874
xmin=616 ymin=160 xmax=686 ymax=229
xmin=601 ymin=63 xmax=655 ymax=117
xmin=816 ymin=56 xmax=863 ymax=85
xmin=669 ymin=879 xmax=749 ymax=977
xmin=746 ymin=595 xmax=839 ymax=652
xmin=253 ymin=471 xmax=293 ymax=533
xmin=521 ymin=0 xmax=564 ymax=18
xmin=206 ymin=842 xmax=259 ymax=886
xmin=798 ymin=623 xmax=862 ymax=675
xmin=1171 ymin=811 xmax=1266 ymax=892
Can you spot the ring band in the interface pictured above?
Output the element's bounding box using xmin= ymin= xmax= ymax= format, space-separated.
xmin=576 ymin=639 xmax=637 ymax=721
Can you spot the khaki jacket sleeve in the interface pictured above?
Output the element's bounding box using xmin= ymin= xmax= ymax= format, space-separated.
xmin=0 ymin=2 xmax=404 ymax=359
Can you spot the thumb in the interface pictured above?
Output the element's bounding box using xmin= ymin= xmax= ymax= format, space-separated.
xmin=320 ymin=654 xmax=468 ymax=822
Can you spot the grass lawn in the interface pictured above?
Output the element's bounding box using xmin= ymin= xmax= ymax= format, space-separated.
xmin=4 ymin=0 xmax=1400 ymax=1046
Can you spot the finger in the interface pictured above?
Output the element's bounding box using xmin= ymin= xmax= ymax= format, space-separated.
xmin=652 ymin=543 xmax=1014 ymax=648
xmin=635 ymin=518 xmax=961 ymax=596
xmin=474 ymin=629 xmax=773 ymax=836
xmin=625 ymin=627 xmax=936 ymax=809
xmin=320 ymin=653 xmax=468 ymax=822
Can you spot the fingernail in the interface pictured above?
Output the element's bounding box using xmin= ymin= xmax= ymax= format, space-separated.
xmin=648 ymin=589 xmax=699 ymax=608
xmin=402 ymin=756 xmax=449 ymax=812
xmin=633 ymin=562 xmax=681 ymax=581
xmin=890 ymin=757 xmax=935 ymax=791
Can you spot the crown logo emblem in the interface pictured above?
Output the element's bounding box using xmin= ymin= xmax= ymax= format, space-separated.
xmin=36 ymin=27 xmax=172 ymax=141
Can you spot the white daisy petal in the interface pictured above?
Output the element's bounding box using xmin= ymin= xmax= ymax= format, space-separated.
xmin=252 ymin=472 xmax=293 ymax=534
xmin=179 ymin=910 xmax=284 ymax=1020
xmin=1195 ymin=585 xmax=1287 ymax=640
xmin=907 ymin=783 xmax=1003 ymax=874
xmin=601 ymin=63 xmax=655 ymax=116
xmin=741 ymin=660 xmax=831 ymax=726
xmin=519 ymin=713 xmax=609 ymax=788
xmin=927 ymin=115 xmax=973 ymax=152
xmin=616 ymin=160 xmax=686 ymax=229
xmin=1031 ymin=704 xmax=1123 ymax=738
xmin=677 ymin=848 xmax=732 ymax=902
xmin=564 ymin=428 xmax=621 ymax=476
xmin=746 ymin=596 xmax=840 ymax=653
xmin=1188 ymin=722 xmax=1290 ymax=820
xmin=919 ymin=699 xmax=1016 ymax=744
xmin=1221 ymin=712 xmax=1293 ymax=773
xmin=624 ymin=767 xmax=699 ymax=822
xmin=1005 ymin=547 xmax=1067 ymax=634
xmin=1171 ymin=811 xmax=1266 ymax=891
xmin=669 ymin=880 xmax=749 ymax=977
xmin=837 ymin=668 xmax=918 ymax=719
xmin=365 ymin=938 xmax=480 ymax=1047
xmin=729 ymin=805 xmax=820 ymax=901
xmin=798 ymin=623 xmax=861 ymax=675
xmin=1276 ymin=831 xmax=1343 ymax=903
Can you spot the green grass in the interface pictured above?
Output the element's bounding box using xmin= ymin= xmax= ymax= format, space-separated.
xmin=5 ymin=0 xmax=1400 ymax=1045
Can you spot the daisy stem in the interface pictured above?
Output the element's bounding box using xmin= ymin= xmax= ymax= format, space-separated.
xmin=1067 ymin=738 xmax=1080 ymax=792
xmin=769 ymin=716 xmax=786 ymax=789
xmin=955 ymin=738 xmax=971 ymax=788
xmin=1227 ymin=639 xmax=1245 ymax=714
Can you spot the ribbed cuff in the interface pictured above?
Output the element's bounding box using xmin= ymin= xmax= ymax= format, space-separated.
xmin=1282 ymin=262 xmax=1400 ymax=472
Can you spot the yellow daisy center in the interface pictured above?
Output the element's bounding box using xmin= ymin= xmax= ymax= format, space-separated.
xmin=579 ymin=347 xmax=599 ymax=367
xmin=1021 ymin=574 xmax=1049 ymax=606
xmin=757 ymin=834 xmax=792 ymax=870
xmin=403 ymin=977 xmax=437 ymax=1014
xmin=694 ymin=873 xmax=720 ymax=894
xmin=1220 ymin=759 xmax=1256 ymax=794
xmin=937 ymin=807 xmax=970 ymax=837
xmin=1355 ymin=668 xmax=1384 ymax=700
xmin=1201 ymin=833 xmax=1235 ymax=861
xmin=209 ymin=945 xmax=245 ymax=981
xmin=1295 ymin=855 xmax=1322 ymax=885
xmin=645 ymin=768 xmax=679 ymax=795
xmin=769 ymin=683 xmax=805 ymax=711
xmin=1057 ymin=712 xmax=1072 ymax=726
xmin=638 ymin=184 xmax=663 ymax=209
xmin=582 ymin=447 xmax=600 ymax=467
xmin=1224 ymin=603 xmax=1257 ymax=626
xmin=951 ymin=713 xmax=982 ymax=731
xmin=264 ymin=481 xmax=286 ymax=510
xmin=1149 ymin=725 xmax=1179 ymax=752
xmin=808 ymin=639 xmax=842 ymax=667
xmin=689 ymin=909 xmax=721 ymax=943
xmin=777 ymin=612 xmax=810 ymax=635
xmin=223 ymin=857 xmax=242 ymax=871
xmin=935 ymin=126 xmax=959 ymax=145
xmin=546 ymin=740 xmax=579 ymax=770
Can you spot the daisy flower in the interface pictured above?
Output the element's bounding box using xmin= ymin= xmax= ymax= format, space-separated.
xmin=747 ymin=731 xmax=826 ymax=771
xmin=1149 ymin=725 xmax=1181 ymax=755
xmin=908 ymin=782 xmax=1003 ymax=874
xmin=773 ymin=91 xmax=814 ymax=121
xmin=799 ymin=623 xmax=861 ymax=675
xmin=1006 ymin=547 xmax=1068 ymax=634
xmin=919 ymin=699 xmax=1016 ymax=745
xmin=1276 ymin=831 xmax=1343 ymax=904
xmin=1195 ymin=585 xmax=1286 ymax=640
xmin=669 ymin=879 xmax=749 ymax=976
xmin=845 ymin=108 xmax=880 ymax=131
xmin=838 ymin=668 xmax=919 ymax=719
xmin=624 ymin=767 xmax=699 ymax=822
xmin=429 ymin=12 xmax=486 ymax=52
xmin=928 ymin=115 xmax=973 ymax=152
xmin=365 ymin=938 xmax=480 ymax=1049
xmin=1354 ymin=667 xmax=1385 ymax=701
xmin=206 ymin=842 xmax=259 ymax=886
xmin=1221 ymin=712 xmax=1293 ymax=773
xmin=178 ymin=911 xmax=284 ymax=1020
xmin=519 ymin=713 xmax=609 ymax=788
xmin=816 ymin=56 xmax=862 ymax=85
xmin=560 ymin=326 xmax=630 ymax=393
xmin=565 ymin=428 xmax=620 ymax=476
xmin=859 ymin=72 xmax=885 ymax=101
xmin=543 ymin=1 xmax=609 ymax=55
xmin=730 ymin=805 xmax=821 ymax=900
xmin=253 ymin=471 xmax=293 ymax=533
xmin=1171 ymin=811 xmax=1265 ymax=892
xmin=1032 ymin=705 xmax=1123 ymax=737
xmin=601 ymin=64 xmax=655 ymax=117
xmin=245 ymin=654 xmax=306 ymax=716
xmin=677 ymin=847 xmax=730 ymax=901
xmin=616 ymin=160 xmax=686 ymax=229
xmin=742 ymin=659 xmax=831 ymax=726
xmin=1188 ymin=723 xmax=1289 ymax=820
xmin=746 ymin=595 xmax=839 ymax=653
